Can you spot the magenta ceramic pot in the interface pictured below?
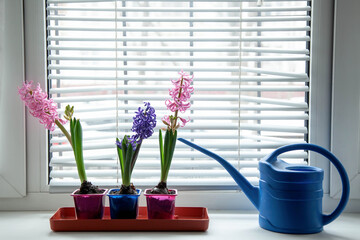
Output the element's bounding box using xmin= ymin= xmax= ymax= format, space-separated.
xmin=71 ymin=189 xmax=108 ymax=219
xmin=144 ymin=189 xmax=177 ymax=219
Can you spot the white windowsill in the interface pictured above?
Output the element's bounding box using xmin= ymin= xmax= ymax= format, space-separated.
xmin=1 ymin=211 xmax=359 ymax=240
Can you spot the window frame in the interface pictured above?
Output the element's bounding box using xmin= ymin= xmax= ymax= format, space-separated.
xmin=2 ymin=0 xmax=360 ymax=211
xmin=308 ymin=0 xmax=334 ymax=194
xmin=330 ymin=0 xmax=360 ymax=199
xmin=0 ymin=0 xmax=26 ymax=198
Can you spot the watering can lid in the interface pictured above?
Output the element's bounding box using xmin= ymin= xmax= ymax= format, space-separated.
xmin=259 ymin=156 xmax=324 ymax=183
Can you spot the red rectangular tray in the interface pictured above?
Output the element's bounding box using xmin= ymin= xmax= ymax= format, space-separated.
xmin=50 ymin=206 xmax=209 ymax=232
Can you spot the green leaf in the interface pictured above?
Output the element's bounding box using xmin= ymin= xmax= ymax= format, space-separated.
xmin=164 ymin=130 xmax=177 ymax=182
xmin=70 ymin=118 xmax=75 ymax=150
xmin=159 ymin=129 xmax=164 ymax=174
xmin=70 ymin=118 xmax=84 ymax=183
xmin=121 ymin=136 xmax=128 ymax=159
xmin=161 ymin=129 xmax=171 ymax=182
xmin=123 ymin=142 xmax=134 ymax=186
xmin=131 ymin=141 xmax=142 ymax=175
xmin=74 ymin=119 xmax=86 ymax=183
xmin=116 ymin=137 xmax=124 ymax=180
xmin=120 ymin=136 xmax=128 ymax=181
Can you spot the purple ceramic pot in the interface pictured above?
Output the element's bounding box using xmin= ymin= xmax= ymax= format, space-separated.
xmin=144 ymin=189 xmax=177 ymax=219
xmin=71 ymin=189 xmax=108 ymax=219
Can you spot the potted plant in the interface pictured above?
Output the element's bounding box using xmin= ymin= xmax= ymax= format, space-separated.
xmin=144 ymin=70 xmax=194 ymax=219
xmin=108 ymin=102 xmax=156 ymax=219
xmin=18 ymin=81 xmax=107 ymax=219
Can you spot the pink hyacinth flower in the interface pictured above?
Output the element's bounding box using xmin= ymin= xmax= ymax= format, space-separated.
xmin=18 ymin=81 xmax=66 ymax=131
xmin=162 ymin=115 xmax=171 ymax=126
xmin=162 ymin=70 xmax=194 ymax=131
xmin=178 ymin=116 xmax=190 ymax=127
xmin=165 ymin=70 xmax=194 ymax=113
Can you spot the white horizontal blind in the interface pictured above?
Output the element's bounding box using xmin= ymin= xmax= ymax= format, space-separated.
xmin=47 ymin=0 xmax=311 ymax=191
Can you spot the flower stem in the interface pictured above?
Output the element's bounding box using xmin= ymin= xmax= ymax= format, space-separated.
xmin=55 ymin=119 xmax=73 ymax=148
xmin=173 ymin=76 xmax=184 ymax=129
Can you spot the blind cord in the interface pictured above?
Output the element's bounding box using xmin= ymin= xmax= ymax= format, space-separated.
xmin=238 ymin=1 xmax=243 ymax=186
xmin=115 ymin=0 xmax=119 ymax=186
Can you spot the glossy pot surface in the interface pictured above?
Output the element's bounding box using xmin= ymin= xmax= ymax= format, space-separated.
xmin=107 ymin=189 xmax=141 ymax=219
xmin=71 ymin=189 xmax=108 ymax=219
xmin=144 ymin=189 xmax=177 ymax=219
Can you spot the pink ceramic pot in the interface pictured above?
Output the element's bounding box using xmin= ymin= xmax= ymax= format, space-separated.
xmin=71 ymin=189 xmax=108 ymax=219
xmin=144 ymin=189 xmax=177 ymax=219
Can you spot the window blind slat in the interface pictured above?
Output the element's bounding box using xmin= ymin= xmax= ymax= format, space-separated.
xmin=50 ymin=159 xmax=306 ymax=169
xmin=51 ymin=94 xmax=309 ymax=104
xmin=67 ymin=113 xmax=309 ymax=121
xmin=47 ymin=55 xmax=310 ymax=62
xmin=50 ymin=142 xmax=310 ymax=152
xmin=55 ymin=106 xmax=307 ymax=115
xmin=50 ymin=123 xmax=307 ymax=136
xmin=48 ymin=26 xmax=311 ymax=32
xmin=51 ymin=112 xmax=310 ymax=122
xmin=49 ymin=86 xmax=308 ymax=95
xmin=51 ymin=94 xmax=308 ymax=107
xmin=49 ymin=75 xmax=309 ymax=83
xmin=47 ymin=65 xmax=308 ymax=78
xmin=51 ymin=133 xmax=306 ymax=144
xmin=47 ymin=36 xmax=311 ymax=42
xmin=48 ymin=178 xmax=262 ymax=190
xmin=50 ymin=140 xmax=301 ymax=151
xmin=50 ymin=156 xmax=306 ymax=169
xmin=49 ymin=160 xmax=259 ymax=168
xmin=50 ymin=169 xmax=261 ymax=179
xmin=47 ymin=46 xmax=309 ymax=54
xmin=47 ymin=16 xmax=311 ymax=22
xmin=49 ymin=151 xmax=308 ymax=160
xmin=47 ymin=6 xmax=311 ymax=12
xmin=47 ymin=0 xmax=310 ymax=3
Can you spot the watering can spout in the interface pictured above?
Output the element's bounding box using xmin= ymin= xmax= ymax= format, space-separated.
xmin=178 ymin=138 xmax=260 ymax=210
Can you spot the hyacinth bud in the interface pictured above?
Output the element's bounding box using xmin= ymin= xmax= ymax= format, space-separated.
xmin=64 ymin=105 xmax=74 ymax=121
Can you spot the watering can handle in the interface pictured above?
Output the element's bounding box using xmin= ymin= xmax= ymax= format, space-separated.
xmin=267 ymin=143 xmax=350 ymax=225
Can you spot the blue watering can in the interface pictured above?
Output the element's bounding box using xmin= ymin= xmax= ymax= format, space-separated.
xmin=178 ymin=138 xmax=350 ymax=234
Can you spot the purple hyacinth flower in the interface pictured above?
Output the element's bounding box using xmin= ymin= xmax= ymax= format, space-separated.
xmin=130 ymin=102 xmax=157 ymax=144
xmin=116 ymin=136 xmax=136 ymax=151
xmin=116 ymin=102 xmax=156 ymax=152
xmin=116 ymin=138 xmax=122 ymax=149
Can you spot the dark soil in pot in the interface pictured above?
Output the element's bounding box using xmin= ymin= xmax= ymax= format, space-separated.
xmin=74 ymin=180 xmax=105 ymax=194
xmin=109 ymin=184 xmax=137 ymax=195
xmin=149 ymin=181 xmax=176 ymax=194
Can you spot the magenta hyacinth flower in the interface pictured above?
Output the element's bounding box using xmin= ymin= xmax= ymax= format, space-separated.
xmin=162 ymin=115 xmax=190 ymax=129
xmin=163 ymin=70 xmax=194 ymax=131
xmin=18 ymin=81 xmax=66 ymax=131
xmin=165 ymin=70 xmax=194 ymax=114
